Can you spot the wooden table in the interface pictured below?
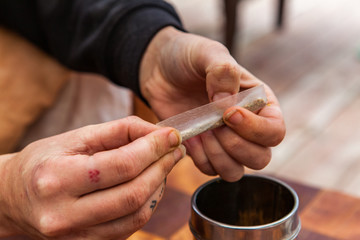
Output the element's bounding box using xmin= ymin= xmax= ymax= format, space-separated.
xmin=128 ymin=156 xmax=360 ymax=240
xmin=3 ymin=156 xmax=360 ymax=240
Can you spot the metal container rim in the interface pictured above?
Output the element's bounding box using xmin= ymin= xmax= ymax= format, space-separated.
xmin=190 ymin=174 xmax=300 ymax=230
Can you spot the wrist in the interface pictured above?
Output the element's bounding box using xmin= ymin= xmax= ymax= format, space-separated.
xmin=139 ymin=26 xmax=182 ymax=102
xmin=0 ymin=153 xmax=21 ymax=237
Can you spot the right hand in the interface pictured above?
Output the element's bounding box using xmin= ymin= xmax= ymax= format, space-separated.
xmin=0 ymin=116 xmax=185 ymax=239
xmin=140 ymin=27 xmax=285 ymax=182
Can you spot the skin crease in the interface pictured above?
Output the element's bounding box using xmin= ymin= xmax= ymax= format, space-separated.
xmin=0 ymin=27 xmax=285 ymax=239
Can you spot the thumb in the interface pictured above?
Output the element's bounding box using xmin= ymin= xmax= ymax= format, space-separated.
xmin=198 ymin=45 xmax=242 ymax=102
xmin=206 ymin=63 xmax=241 ymax=102
xmin=185 ymin=35 xmax=241 ymax=101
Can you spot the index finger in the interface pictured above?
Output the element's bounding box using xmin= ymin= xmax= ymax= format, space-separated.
xmin=61 ymin=116 xmax=160 ymax=154
xmin=65 ymin=127 xmax=182 ymax=196
xmin=223 ymin=86 xmax=286 ymax=147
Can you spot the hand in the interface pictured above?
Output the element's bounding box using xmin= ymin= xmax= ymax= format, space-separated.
xmin=0 ymin=116 xmax=185 ymax=239
xmin=140 ymin=27 xmax=285 ymax=181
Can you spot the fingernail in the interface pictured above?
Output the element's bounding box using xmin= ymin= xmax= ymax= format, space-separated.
xmin=212 ymin=92 xmax=232 ymax=102
xmin=174 ymin=144 xmax=186 ymax=162
xmin=169 ymin=130 xmax=181 ymax=147
xmin=224 ymin=109 xmax=242 ymax=125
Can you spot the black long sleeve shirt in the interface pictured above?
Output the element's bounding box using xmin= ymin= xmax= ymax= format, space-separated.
xmin=0 ymin=0 xmax=183 ymax=98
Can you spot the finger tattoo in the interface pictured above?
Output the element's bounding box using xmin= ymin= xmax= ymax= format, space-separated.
xmin=150 ymin=200 xmax=157 ymax=211
xmin=89 ymin=169 xmax=100 ymax=183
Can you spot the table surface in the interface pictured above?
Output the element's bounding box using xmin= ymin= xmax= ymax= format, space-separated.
xmin=129 ymin=180 xmax=360 ymax=240
xmin=129 ymin=157 xmax=360 ymax=240
xmin=3 ymin=156 xmax=360 ymax=240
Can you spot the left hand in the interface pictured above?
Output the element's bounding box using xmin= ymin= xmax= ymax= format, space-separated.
xmin=0 ymin=117 xmax=184 ymax=239
xmin=139 ymin=27 xmax=286 ymax=181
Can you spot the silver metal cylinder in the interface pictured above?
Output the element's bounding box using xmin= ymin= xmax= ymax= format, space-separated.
xmin=190 ymin=175 xmax=301 ymax=240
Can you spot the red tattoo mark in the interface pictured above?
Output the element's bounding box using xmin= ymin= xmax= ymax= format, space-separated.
xmin=89 ymin=169 xmax=100 ymax=183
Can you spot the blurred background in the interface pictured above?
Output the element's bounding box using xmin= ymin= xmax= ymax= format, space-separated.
xmin=167 ymin=0 xmax=360 ymax=197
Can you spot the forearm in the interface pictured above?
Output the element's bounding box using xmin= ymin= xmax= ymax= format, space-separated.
xmin=0 ymin=153 xmax=20 ymax=237
xmin=0 ymin=0 xmax=183 ymax=97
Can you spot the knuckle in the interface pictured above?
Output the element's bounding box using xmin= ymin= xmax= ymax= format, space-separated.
xmin=125 ymin=184 xmax=149 ymax=211
xmin=253 ymin=130 xmax=265 ymax=140
xmin=126 ymin=116 xmax=143 ymax=126
xmin=77 ymin=126 xmax=101 ymax=154
xmin=36 ymin=213 xmax=70 ymax=237
xmin=252 ymin=148 xmax=272 ymax=170
xmin=269 ymin=127 xmax=286 ymax=147
xmin=205 ymin=40 xmax=229 ymax=53
xmin=268 ymin=136 xmax=282 ymax=147
xmin=159 ymin=153 xmax=177 ymax=174
xmin=193 ymin=158 xmax=217 ymax=176
xmin=262 ymin=120 xmax=286 ymax=147
xmin=226 ymin=141 xmax=243 ymax=156
xmin=148 ymin=135 xmax=165 ymax=157
xmin=132 ymin=209 xmax=152 ymax=230
xmin=114 ymin=153 xmax=138 ymax=180
xmin=33 ymin=175 xmax=61 ymax=198
xmin=206 ymin=146 xmax=224 ymax=160
xmin=127 ymin=115 xmax=141 ymax=122
xmin=213 ymin=63 xmax=241 ymax=82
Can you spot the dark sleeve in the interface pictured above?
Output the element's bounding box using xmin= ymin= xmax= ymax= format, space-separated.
xmin=0 ymin=0 xmax=184 ymax=97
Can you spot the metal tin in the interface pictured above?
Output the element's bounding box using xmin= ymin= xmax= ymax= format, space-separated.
xmin=190 ymin=175 xmax=301 ymax=240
